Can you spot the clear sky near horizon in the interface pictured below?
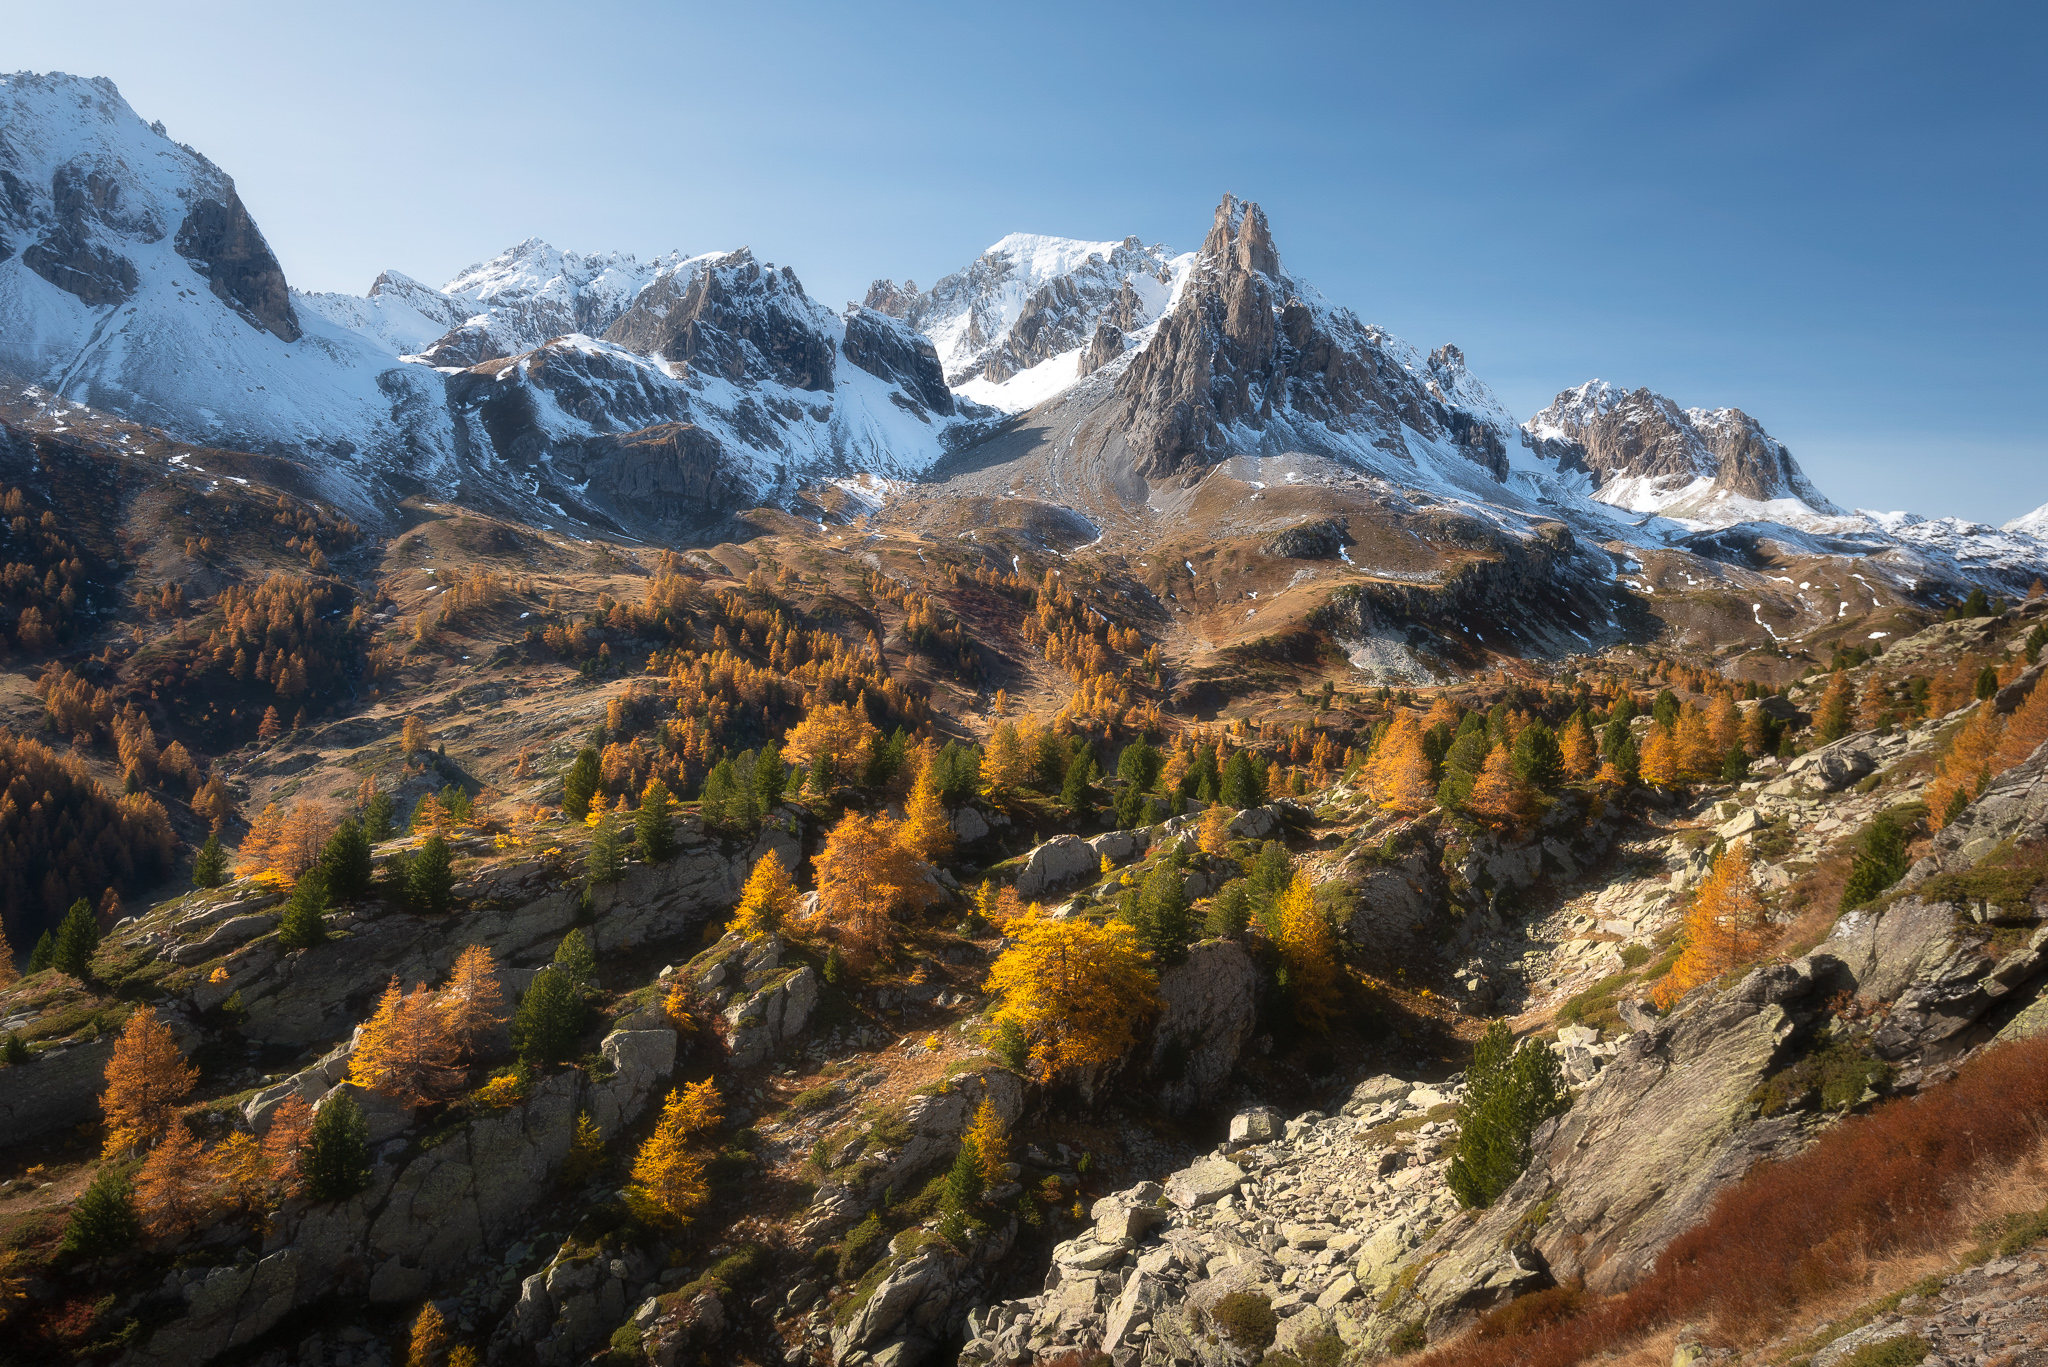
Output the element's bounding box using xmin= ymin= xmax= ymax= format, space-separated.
xmin=8 ymin=1 xmax=2044 ymax=523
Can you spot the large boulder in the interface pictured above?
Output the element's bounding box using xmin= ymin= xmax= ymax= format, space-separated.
xmin=1150 ymin=939 xmax=1261 ymax=1116
xmin=1015 ymin=836 xmax=1100 ymax=901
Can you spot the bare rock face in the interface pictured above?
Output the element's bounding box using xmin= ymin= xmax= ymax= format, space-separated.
xmin=20 ymin=161 xmax=143 ymax=306
xmin=1149 ymin=939 xmax=1260 ymax=1116
xmin=605 ymin=248 xmax=835 ymax=391
xmin=1015 ymin=834 xmax=1100 ymax=901
xmin=1076 ymin=319 xmax=1124 ymax=377
xmin=569 ymin=423 xmax=756 ymax=534
xmin=173 ymin=189 xmax=301 ymax=340
xmin=841 ymin=306 xmax=954 ymax=414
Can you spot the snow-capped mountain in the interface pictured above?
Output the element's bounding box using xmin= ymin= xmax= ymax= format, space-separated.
xmin=1525 ymin=381 xmax=1841 ymax=526
xmin=864 ymin=233 xmax=1191 ymax=411
xmin=0 ymin=71 xmax=2037 ymax=593
xmin=2005 ymin=501 xmax=2048 ymax=539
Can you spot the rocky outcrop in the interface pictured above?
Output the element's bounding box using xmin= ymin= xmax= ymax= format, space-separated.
xmin=118 ymin=1035 xmax=672 ymax=1367
xmin=605 ymin=248 xmax=835 ymax=391
xmin=682 ymin=932 xmax=820 ymax=1070
xmin=0 ymin=1034 xmax=118 ymax=1142
xmin=842 ymin=306 xmax=955 ymax=415
xmin=173 ymin=189 xmax=301 ymax=340
xmin=1148 ymin=939 xmax=1260 ymax=1116
xmin=960 ymin=1084 xmax=1467 ymax=1366
xmin=833 ymin=1222 xmax=1018 ymax=1366
xmin=1015 ymin=834 xmax=1102 ymax=901
xmin=1077 ymin=319 xmax=1125 ymax=378
xmin=806 ymin=1068 xmax=1026 ymax=1227
xmin=569 ymin=423 xmax=756 ymax=533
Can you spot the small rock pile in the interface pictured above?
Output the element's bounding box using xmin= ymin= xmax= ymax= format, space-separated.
xmin=959 ymin=1075 xmax=1466 ymax=1366
xmin=1752 ymin=1254 xmax=2048 ymax=1367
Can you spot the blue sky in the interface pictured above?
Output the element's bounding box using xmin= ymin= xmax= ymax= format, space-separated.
xmin=13 ymin=1 xmax=2045 ymax=522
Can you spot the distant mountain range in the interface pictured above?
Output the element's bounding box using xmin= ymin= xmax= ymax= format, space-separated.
xmin=1 ymin=69 xmax=2041 ymax=595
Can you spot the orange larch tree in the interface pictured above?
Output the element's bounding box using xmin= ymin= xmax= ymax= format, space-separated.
xmin=1855 ymin=672 xmax=1890 ymax=732
xmin=1652 ymin=848 xmax=1772 ymax=1008
xmin=1991 ymin=678 xmax=2048 ymax=773
xmin=349 ymin=978 xmax=464 ymax=1105
xmin=897 ymin=764 xmax=953 ymax=864
xmin=731 ymin=850 xmax=799 ymax=940
xmin=135 ymin=1118 xmax=217 ymax=1238
xmin=1707 ymin=695 xmax=1743 ymax=757
xmin=1273 ymin=871 xmax=1342 ymax=1031
xmin=1464 ymin=746 xmax=1535 ymax=831
xmin=1928 ymin=703 xmax=2005 ymax=831
xmin=982 ymin=916 xmax=1160 ymax=1080
xmin=1367 ymin=713 xmax=1436 ymax=813
xmin=1676 ymin=707 xmax=1718 ymax=780
xmin=440 ymin=946 xmax=507 ymax=1058
xmin=1560 ymin=715 xmax=1597 ymax=781
xmin=812 ymin=811 xmax=933 ymax=966
xmin=101 ymin=1005 xmax=199 ymax=1156
xmin=1638 ymin=724 xmax=1683 ymax=788
xmin=262 ymin=1093 xmax=315 ymax=1197
xmin=624 ymin=1080 xmax=722 ymax=1226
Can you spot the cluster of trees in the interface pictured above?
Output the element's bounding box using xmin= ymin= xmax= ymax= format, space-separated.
xmin=347 ymin=947 xmax=506 ymax=1103
xmin=1927 ymin=675 xmax=2048 ymax=830
xmin=175 ymin=573 xmax=366 ymax=729
xmin=61 ymin=1004 xmax=377 ymax=1257
xmin=0 ymin=484 xmax=113 ymax=656
xmin=1446 ymin=1019 xmax=1569 ymax=1209
xmin=0 ymin=727 xmax=176 ymax=940
xmin=1651 ymin=847 xmax=1774 ymax=1008
xmin=623 ymin=1079 xmax=723 ymax=1226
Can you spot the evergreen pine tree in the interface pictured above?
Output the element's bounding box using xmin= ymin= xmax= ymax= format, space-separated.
xmin=754 ymin=740 xmax=787 ymax=812
xmin=60 ymin=1166 xmax=140 ymax=1258
xmin=944 ymin=1136 xmax=983 ymax=1211
xmin=1720 ymin=745 xmax=1751 ymax=784
xmin=553 ymin=928 xmax=596 ymax=988
xmin=407 ymin=835 xmax=454 ymax=914
xmin=53 ymin=898 xmax=99 ymax=979
xmin=1509 ymin=722 xmax=1565 ymax=790
xmin=1206 ymin=881 xmax=1251 ymax=938
xmin=1135 ymin=863 xmax=1191 ymax=964
xmin=587 ymin=811 xmax=626 ymax=883
xmin=636 ymin=780 xmax=678 ymax=863
xmin=304 ymin=1092 xmax=371 ymax=1201
xmin=561 ymin=747 xmax=602 ymax=820
xmin=1220 ymin=751 xmax=1263 ymax=809
xmin=277 ymin=869 xmax=329 ymax=949
xmin=512 ymin=968 xmax=583 ymax=1064
xmin=1062 ymin=752 xmax=1097 ymax=823
xmin=363 ymin=790 xmax=396 ymax=843
xmin=1840 ymin=811 xmax=1909 ymax=910
xmin=28 ymin=930 xmax=55 ymax=974
xmin=319 ymin=818 xmax=374 ymax=902
xmin=808 ymin=748 xmax=834 ymax=795
xmin=3 ymin=1031 xmax=29 ymax=1065
xmin=191 ymin=833 xmax=228 ymax=889
xmin=1446 ymin=1020 xmax=1568 ymax=1209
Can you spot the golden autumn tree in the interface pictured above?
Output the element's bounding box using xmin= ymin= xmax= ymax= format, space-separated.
xmin=1928 ymin=704 xmax=2005 ymax=831
xmin=212 ymin=1131 xmax=270 ymax=1212
xmin=1856 ymin=672 xmax=1890 ymax=731
xmin=135 ymin=1118 xmax=216 ymax=1237
xmin=1464 ymin=746 xmax=1535 ymax=831
xmin=1198 ymin=802 xmax=1233 ymax=856
xmin=0 ymin=926 xmax=16 ymax=988
xmin=1707 ymin=695 xmax=1743 ymax=757
xmin=780 ymin=701 xmax=879 ymax=788
xmin=440 ymin=946 xmax=506 ymax=1058
xmin=101 ymin=1005 xmax=199 ymax=1156
xmin=813 ymin=811 xmax=933 ymax=966
xmin=624 ymin=1080 xmax=721 ymax=1226
xmin=1652 ymin=848 xmax=1772 ymax=1008
xmin=407 ymin=1302 xmax=450 ymax=1367
xmin=964 ymin=1097 xmax=1010 ymax=1188
xmin=731 ymin=850 xmax=799 ymax=940
xmin=898 ymin=764 xmax=954 ymax=863
xmin=349 ymin=978 xmax=463 ymax=1105
xmin=1366 ymin=713 xmax=1436 ymax=813
xmin=1559 ymin=715 xmax=1597 ymax=781
xmin=1638 ymin=724 xmax=1683 ymax=788
xmin=1273 ymin=871 xmax=1342 ymax=1031
xmin=1991 ymin=679 xmax=2048 ymax=773
xmin=983 ymin=916 xmax=1161 ymax=1080
xmin=1675 ymin=707 xmax=1718 ymax=780
xmin=401 ymin=715 xmax=429 ymax=756
xmin=262 ymin=1094 xmax=315 ymax=1197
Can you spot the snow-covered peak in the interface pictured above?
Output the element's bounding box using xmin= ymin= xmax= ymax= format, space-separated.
xmin=2004 ymin=500 xmax=2048 ymax=537
xmin=867 ymin=231 xmax=1190 ymax=403
xmin=1525 ymin=380 xmax=1619 ymax=444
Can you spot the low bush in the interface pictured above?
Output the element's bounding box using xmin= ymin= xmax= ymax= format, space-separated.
xmin=1839 ymin=1335 xmax=1930 ymax=1367
xmin=837 ymin=1212 xmax=888 ymax=1282
xmin=1211 ymin=1291 xmax=1277 ymax=1350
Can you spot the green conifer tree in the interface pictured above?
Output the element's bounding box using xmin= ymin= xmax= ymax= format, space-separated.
xmin=407 ymin=835 xmax=454 ymax=914
xmin=754 ymin=740 xmax=787 ymax=812
xmin=636 ymin=780 xmax=677 ymax=862
xmin=362 ymin=790 xmax=396 ymax=843
xmin=1061 ymin=752 xmax=1097 ymax=823
xmin=1447 ymin=1020 xmax=1569 ymax=1209
xmin=276 ymin=869 xmax=329 ymax=950
xmin=191 ymin=833 xmax=228 ymax=889
xmin=512 ymin=968 xmax=583 ymax=1064
xmin=561 ymin=747 xmax=602 ymax=820
xmin=305 ymin=1093 xmax=371 ymax=1201
xmin=552 ymin=928 xmax=596 ymax=988
xmin=27 ymin=930 xmax=55 ymax=974
xmin=60 ymin=1166 xmax=140 ymax=1257
xmin=944 ymin=1136 xmax=983 ymax=1211
xmin=587 ymin=811 xmax=626 ymax=883
xmin=319 ymin=818 xmax=374 ymax=902
xmin=53 ymin=898 xmax=99 ymax=980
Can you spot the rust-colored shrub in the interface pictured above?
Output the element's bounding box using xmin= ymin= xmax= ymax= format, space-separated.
xmin=1419 ymin=1033 xmax=2048 ymax=1367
